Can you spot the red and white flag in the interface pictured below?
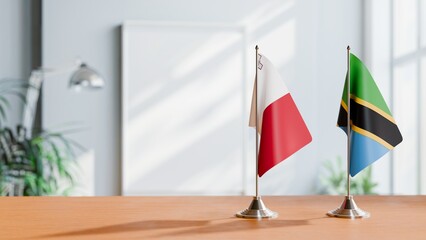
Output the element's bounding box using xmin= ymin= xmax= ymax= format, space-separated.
xmin=249 ymin=54 xmax=312 ymax=177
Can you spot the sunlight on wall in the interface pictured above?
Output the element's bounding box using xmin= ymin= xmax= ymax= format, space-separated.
xmin=393 ymin=0 xmax=418 ymax=58
xmin=366 ymin=0 xmax=426 ymax=195
xmin=258 ymin=20 xmax=295 ymax=68
xmin=240 ymin=0 xmax=294 ymax=31
xmin=172 ymin=31 xmax=243 ymax=80
xmin=122 ymin=0 xmax=303 ymax=196
xmin=393 ymin=62 xmax=418 ymax=194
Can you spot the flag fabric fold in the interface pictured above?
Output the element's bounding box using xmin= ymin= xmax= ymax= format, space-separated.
xmin=249 ymin=54 xmax=312 ymax=177
xmin=337 ymin=53 xmax=403 ymax=176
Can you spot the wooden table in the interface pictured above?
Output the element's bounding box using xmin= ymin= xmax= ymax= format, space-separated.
xmin=1 ymin=196 xmax=425 ymax=239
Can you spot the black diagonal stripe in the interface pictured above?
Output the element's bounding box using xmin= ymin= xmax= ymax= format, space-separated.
xmin=337 ymin=99 xmax=403 ymax=147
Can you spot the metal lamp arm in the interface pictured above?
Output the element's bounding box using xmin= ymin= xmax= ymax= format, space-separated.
xmin=21 ymin=62 xmax=80 ymax=137
xmin=21 ymin=60 xmax=104 ymax=137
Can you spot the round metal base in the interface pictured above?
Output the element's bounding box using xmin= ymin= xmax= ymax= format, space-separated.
xmin=236 ymin=196 xmax=278 ymax=219
xmin=327 ymin=195 xmax=370 ymax=219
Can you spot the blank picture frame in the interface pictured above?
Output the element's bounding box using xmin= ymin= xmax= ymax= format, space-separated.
xmin=121 ymin=21 xmax=248 ymax=195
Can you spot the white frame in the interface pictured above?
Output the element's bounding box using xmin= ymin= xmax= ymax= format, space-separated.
xmin=121 ymin=21 xmax=249 ymax=195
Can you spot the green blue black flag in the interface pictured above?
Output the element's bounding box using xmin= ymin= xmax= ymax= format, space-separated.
xmin=337 ymin=53 xmax=403 ymax=177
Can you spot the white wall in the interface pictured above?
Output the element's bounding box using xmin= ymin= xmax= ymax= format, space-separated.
xmin=0 ymin=0 xmax=31 ymax=127
xmin=42 ymin=0 xmax=363 ymax=195
xmin=365 ymin=0 xmax=426 ymax=195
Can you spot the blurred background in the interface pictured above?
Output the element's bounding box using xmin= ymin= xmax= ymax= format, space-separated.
xmin=0 ymin=0 xmax=424 ymax=196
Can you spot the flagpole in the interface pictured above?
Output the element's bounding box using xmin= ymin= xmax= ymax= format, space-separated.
xmin=346 ymin=45 xmax=351 ymax=197
xmin=255 ymin=45 xmax=259 ymax=198
xmin=236 ymin=45 xmax=277 ymax=219
xmin=326 ymin=46 xmax=369 ymax=218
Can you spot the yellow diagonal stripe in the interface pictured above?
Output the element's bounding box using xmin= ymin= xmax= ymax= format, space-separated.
xmin=351 ymin=124 xmax=394 ymax=150
xmin=341 ymin=100 xmax=348 ymax=112
xmin=340 ymin=97 xmax=397 ymax=149
xmin=350 ymin=94 xmax=396 ymax=124
xmin=341 ymin=96 xmax=396 ymax=124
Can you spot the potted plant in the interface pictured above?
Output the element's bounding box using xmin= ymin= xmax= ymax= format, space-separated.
xmin=0 ymin=79 xmax=80 ymax=196
xmin=318 ymin=156 xmax=378 ymax=195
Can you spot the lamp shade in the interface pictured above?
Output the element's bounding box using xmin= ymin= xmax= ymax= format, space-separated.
xmin=69 ymin=63 xmax=104 ymax=90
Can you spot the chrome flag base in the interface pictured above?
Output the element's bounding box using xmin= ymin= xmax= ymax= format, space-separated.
xmin=327 ymin=195 xmax=370 ymax=219
xmin=236 ymin=196 xmax=278 ymax=219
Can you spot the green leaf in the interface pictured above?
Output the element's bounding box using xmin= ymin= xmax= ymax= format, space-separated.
xmin=319 ymin=157 xmax=378 ymax=195
xmin=0 ymin=105 xmax=6 ymax=122
xmin=0 ymin=122 xmax=81 ymax=196
xmin=24 ymin=174 xmax=37 ymax=195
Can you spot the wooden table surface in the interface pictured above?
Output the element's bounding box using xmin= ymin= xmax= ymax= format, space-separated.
xmin=1 ymin=195 xmax=425 ymax=239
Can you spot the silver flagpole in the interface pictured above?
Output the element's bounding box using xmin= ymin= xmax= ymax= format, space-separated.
xmin=236 ymin=45 xmax=277 ymax=219
xmin=255 ymin=45 xmax=259 ymax=198
xmin=327 ymin=46 xmax=369 ymax=218
xmin=346 ymin=45 xmax=351 ymax=198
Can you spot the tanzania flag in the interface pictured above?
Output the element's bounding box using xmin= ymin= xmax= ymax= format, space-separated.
xmin=337 ymin=53 xmax=403 ymax=177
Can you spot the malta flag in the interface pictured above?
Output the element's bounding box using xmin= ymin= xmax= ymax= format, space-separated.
xmin=249 ymin=54 xmax=312 ymax=177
